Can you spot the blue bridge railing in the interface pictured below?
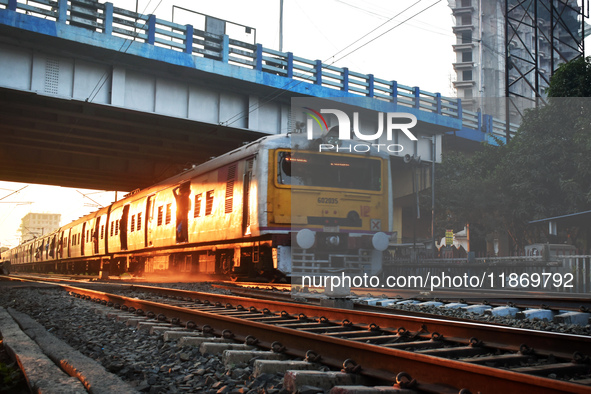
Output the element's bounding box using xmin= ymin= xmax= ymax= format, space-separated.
xmin=0 ymin=0 xmax=519 ymax=139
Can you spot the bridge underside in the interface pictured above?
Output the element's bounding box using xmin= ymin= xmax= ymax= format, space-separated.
xmin=0 ymin=88 xmax=262 ymax=191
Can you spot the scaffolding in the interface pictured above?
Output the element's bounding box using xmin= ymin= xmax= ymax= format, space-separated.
xmin=449 ymin=0 xmax=588 ymax=140
xmin=505 ymin=0 xmax=588 ymax=139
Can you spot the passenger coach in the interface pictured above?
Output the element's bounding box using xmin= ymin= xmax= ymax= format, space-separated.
xmin=1 ymin=133 xmax=395 ymax=280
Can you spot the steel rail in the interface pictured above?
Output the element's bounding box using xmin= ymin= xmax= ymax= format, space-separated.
xmin=211 ymin=285 xmax=519 ymax=327
xmin=217 ymin=281 xmax=591 ymax=311
xmin=54 ymin=283 xmax=591 ymax=394
xmin=128 ymin=284 xmax=591 ymax=357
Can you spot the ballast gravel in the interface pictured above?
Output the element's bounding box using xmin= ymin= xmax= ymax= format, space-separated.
xmin=1 ymin=281 xmax=589 ymax=393
xmin=384 ymin=302 xmax=591 ymax=335
xmin=0 ymin=287 xmax=287 ymax=394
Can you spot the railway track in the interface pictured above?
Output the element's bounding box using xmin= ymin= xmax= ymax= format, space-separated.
xmin=4 ymin=276 xmax=588 ymax=393
xmin=4 ymin=275 xmax=591 ymax=392
xmin=6 ymin=274 xmax=591 ymax=333
xmin=214 ymin=281 xmax=591 ymax=327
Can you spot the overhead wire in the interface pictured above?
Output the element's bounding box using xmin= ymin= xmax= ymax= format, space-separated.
xmin=330 ymin=0 xmax=441 ymax=66
xmin=86 ymin=0 xmax=163 ymax=103
xmin=222 ymin=0 xmax=424 ymax=127
xmin=222 ymin=0 xmax=435 ymax=128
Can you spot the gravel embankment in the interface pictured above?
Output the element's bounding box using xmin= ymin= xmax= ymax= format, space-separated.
xmin=0 ymin=287 xmax=287 ymax=394
xmin=382 ymin=302 xmax=591 ymax=335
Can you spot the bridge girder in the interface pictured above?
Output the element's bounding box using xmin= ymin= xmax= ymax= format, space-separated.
xmin=0 ymin=88 xmax=262 ymax=191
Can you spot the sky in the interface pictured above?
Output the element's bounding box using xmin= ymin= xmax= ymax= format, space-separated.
xmin=0 ymin=0 xmax=461 ymax=248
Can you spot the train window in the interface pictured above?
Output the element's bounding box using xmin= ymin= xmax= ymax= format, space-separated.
xmin=165 ymin=203 xmax=172 ymax=224
xmin=101 ymin=224 xmax=104 ymax=239
xmin=110 ymin=222 xmax=114 ymax=236
xmin=131 ymin=215 xmax=136 ymax=232
xmin=157 ymin=206 xmax=163 ymax=226
xmin=277 ymin=152 xmax=381 ymax=191
xmin=115 ymin=220 xmax=119 ymax=235
xmin=205 ymin=190 xmax=214 ymax=215
xmin=137 ymin=213 xmax=142 ymax=231
xmin=194 ymin=193 xmax=202 ymax=218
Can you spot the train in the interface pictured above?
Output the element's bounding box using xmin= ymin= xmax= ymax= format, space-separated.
xmin=0 ymin=133 xmax=396 ymax=281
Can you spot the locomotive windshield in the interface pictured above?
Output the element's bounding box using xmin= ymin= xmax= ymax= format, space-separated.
xmin=277 ymin=151 xmax=381 ymax=191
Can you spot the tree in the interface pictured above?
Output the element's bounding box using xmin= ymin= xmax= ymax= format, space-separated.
xmin=545 ymin=56 xmax=591 ymax=98
xmin=436 ymin=56 xmax=591 ymax=253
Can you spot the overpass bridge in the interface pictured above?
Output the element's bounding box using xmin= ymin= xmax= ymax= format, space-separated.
xmin=0 ymin=0 xmax=516 ymax=191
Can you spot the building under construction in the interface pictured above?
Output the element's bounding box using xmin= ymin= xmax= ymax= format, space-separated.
xmin=448 ymin=0 xmax=587 ymax=133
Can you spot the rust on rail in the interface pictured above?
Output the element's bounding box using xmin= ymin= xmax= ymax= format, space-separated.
xmin=58 ymin=283 xmax=590 ymax=394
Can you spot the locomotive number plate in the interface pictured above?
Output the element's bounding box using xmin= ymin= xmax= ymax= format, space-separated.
xmin=317 ymin=196 xmax=339 ymax=205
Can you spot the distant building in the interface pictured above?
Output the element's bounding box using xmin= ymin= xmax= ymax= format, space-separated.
xmin=448 ymin=0 xmax=585 ymax=124
xmin=18 ymin=213 xmax=61 ymax=242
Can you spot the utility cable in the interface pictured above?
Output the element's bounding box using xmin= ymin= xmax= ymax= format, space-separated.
xmin=86 ymin=0 xmax=163 ymax=103
xmin=223 ymin=0 xmax=434 ymax=127
xmin=330 ymin=0 xmax=441 ymax=66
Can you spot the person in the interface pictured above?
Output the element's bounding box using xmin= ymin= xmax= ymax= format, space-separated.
xmin=173 ymin=183 xmax=190 ymax=243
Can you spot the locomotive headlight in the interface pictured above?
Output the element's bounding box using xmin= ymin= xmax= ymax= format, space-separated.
xmin=372 ymin=232 xmax=389 ymax=251
xmin=296 ymin=229 xmax=316 ymax=249
xmin=326 ymin=235 xmax=340 ymax=246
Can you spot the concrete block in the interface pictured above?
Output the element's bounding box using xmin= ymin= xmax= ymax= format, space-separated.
xmin=163 ymin=331 xmax=202 ymax=341
xmin=6 ymin=307 xmax=138 ymax=394
xmin=105 ymin=311 xmax=129 ymax=319
xmin=461 ymin=304 xmax=492 ymax=314
xmin=417 ymin=301 xmax=443 ymax=307
xmin=199 ymin=342 xmax=254 ymax=355
xmin=553 ymin=312 xmax=590 ymax=325
xmin=0 ymin=307 xmax=86 ymax=394
xmin=178 ymin=336 xmax=233 ymax=347
xmin=120 ymin=316 xmax=148 ymax=326
xmin=376 ymin=300 xmax=400 ymax=306
xmin=395 ymin=300 xmax=420 ymax=305
xmin=223 ymin=350 xmax=289 ymax=367
xmin=320 ymin=298 xmax=354 ymax=309
xmin=149 ymin=325 xmax=184 ymax=335
xmin=330 ymin=386 xmax=416 ymax=393
xmin=515 ymin=309 xmax=555 ymax=321
xmin=253 ymin=360 xmax=318 ymax=377
xmin=485 ymin=306 xmax=520 ymax=317
xmin=442 ymin=303 xmax=467 ymax=309
xmin=284 ymin=371 xmax=367 ymax=392
xmin=136 ymin=321 xmax=168 ymax=331
xmin=324 ymin=283 xmax=351 ymax=297
xmin=365 ymin=298 xmax=391 ymax=306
